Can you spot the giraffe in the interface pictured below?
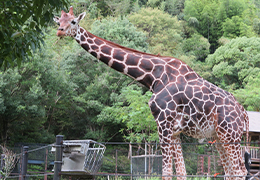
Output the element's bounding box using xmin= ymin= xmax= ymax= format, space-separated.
xmin=53 ymin=7 xmax=250 ymax=180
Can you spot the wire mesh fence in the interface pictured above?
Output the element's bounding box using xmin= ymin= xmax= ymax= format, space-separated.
xmin=1 ymin=141 xmax=259 ymax=179
xmin=10 ymin=143 xmax=54 ymax=179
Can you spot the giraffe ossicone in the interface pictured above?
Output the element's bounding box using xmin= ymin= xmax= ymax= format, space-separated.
xmin=54 ymin=7 xmax=250 ymax=180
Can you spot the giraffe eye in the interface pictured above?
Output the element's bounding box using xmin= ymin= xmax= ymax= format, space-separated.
xmin=71 ymin=20 xmax=76 ymax=25
xmin=57 ymin=22 xmax=60 ymax=26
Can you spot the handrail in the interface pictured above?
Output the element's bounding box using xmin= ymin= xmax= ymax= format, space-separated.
xmin=241 ymin=146 xmax=260 ymax=159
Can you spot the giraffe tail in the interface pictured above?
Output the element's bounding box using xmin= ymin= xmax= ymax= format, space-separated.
xmin=245 ymin=111 xmax=249 ymax=152
xmin=244 ymin=111 xmax=251 ymax=179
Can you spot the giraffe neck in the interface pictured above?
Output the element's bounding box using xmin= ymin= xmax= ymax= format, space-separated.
xmin=74 ymin=26 xmax=158 ymax=89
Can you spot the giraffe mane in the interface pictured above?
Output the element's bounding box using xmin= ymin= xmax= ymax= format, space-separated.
xmin=86 ymin=30 xmax=174 ymax=61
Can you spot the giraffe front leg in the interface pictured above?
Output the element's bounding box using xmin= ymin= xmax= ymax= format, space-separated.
xmin=160 ymin=131 xmax=187 ymax=180
xmin=172 ymin=135 xmax=187 ymax=180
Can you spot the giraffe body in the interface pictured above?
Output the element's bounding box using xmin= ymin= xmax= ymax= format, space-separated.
xmin=54 ymin=7 xmax=249 ymax=180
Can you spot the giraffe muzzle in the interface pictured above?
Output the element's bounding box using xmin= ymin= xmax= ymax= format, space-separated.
xmin=57 ymin=29 xmax=66 ymax=36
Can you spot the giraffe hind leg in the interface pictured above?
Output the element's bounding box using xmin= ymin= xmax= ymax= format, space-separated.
xmin=215 ymin=139 xmax=233 ymax=179
xmin=215 ymin=135 xmax=247 ymax=179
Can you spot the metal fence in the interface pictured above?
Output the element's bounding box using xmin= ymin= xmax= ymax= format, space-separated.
xmin=1 ymin=139 xmax=260 ymax=179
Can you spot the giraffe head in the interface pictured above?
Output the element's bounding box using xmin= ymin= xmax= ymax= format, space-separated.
xmin=53 ymin=6 xmax=86 ymax=37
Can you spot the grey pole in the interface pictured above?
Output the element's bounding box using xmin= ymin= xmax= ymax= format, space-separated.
xmin=130 ymin=143 xmax=132 ymax=180
xmin=53 ymin=135 xmax=63 ymax=180
xmin=21 ymin=146 xmax=29 ymax=180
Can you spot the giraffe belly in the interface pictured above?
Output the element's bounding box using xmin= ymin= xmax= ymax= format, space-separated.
xmin=183 ymin=124 xmax=216 ymax=139
xmin=178 ymin=114 xmax=217 ymax=139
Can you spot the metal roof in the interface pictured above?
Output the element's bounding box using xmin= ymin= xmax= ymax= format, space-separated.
xmin=246 ymin=111 xmax=260 ymax=133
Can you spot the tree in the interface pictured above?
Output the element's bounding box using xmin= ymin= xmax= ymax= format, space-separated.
xmin=0 ymin=33 xmax=82 ymax=145
xmin=184 ymin=0 xmax=257 ymax=52
xmin=128 ymin=8 xmax=184 ymax=56
xmin=146 ymin=0 xmax=185 ymax=17
xmin=206 ymin=37 xmax=260 ymax=90
xmin=98 ymin=85 xmax=158 ymax=143
xmin=222 ymin=16 xmax=242 ymax=38
xmin=105 ymin=0 xmax=131 ymax=16
xmin=0 ymin=58 xmax=50 ymax=144
xmin=0 ymin=0 xmax=69 ymax=69
xmin=91 ymin=16 xmax=149 ymax=52
xmin=184 ymin=0 xmax=220 ymax=51
xmin=233 ymin=72 xmax=260 ymax=111
xmin=182 ymin=33 xmax=210 ymax=61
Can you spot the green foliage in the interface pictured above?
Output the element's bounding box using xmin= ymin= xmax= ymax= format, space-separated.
xmin=70 ymin=1 xmax=102 ymax=19
xmin=91 ymin=16 xmax=149 ymax=52
xmin=217 ymin=0 xmax=247 ymax=20
xmin=105 ymin=0 xmax=131 ymax=17
xmin=206 ymin=36 xmax=260 ymax=90
xmin=222 ymin=16 xmax=243 ymax=38
xmin=99 ymin=85 xmax=158 ymax=143
xmin=0 ymin=0 xmax=69 ymax=69
xmin=233 ymin=72 xmax=260 ymax=111
xmin=0 ymin=66 xmax=48 ymax=144
xmin=253 ymin=18 xmax=260 ymax=34
xmin=146 ymin=0 xmax=185 ymax=17
xmin=184 ymin=0 xmax=259 ymax=51
xmin=184 ymin=0 xmax=220 ymax=50
xmin=128 ymin=8 xmax=184 ymax=56
xmin=182 ymin=33 xmax=210 ymax=61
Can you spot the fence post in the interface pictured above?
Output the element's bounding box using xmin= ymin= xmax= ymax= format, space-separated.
xmin=145 ymin=142 xmax=147 ymax=179
xmin=44 ymin=148 xmax=48 ymax=180
xmin=21 ymin=146 xmax=29 ymax=180
xmin=115 ymin=149 xmax=118 ymax=180
xmin=130 ymin=143 xmax=132 ymax=180
xmin=53 ymin=135 xmax=63 ymax=180
xmin=0 ymin=154 xmax=5 ymax=179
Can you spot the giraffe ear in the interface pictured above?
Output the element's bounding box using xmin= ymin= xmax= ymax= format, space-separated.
xmin=53 ymin=16 xmax=60 ymax=24
xmin=76 ymin=12 xmax=86 ymax=22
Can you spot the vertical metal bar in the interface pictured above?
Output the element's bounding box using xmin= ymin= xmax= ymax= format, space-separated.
xmin=201 ymin=156 xmax=204 ymax=173
xmin=130 ymin=143 xmax=132 ymax=180
xmin=53 ymin=135 xmax=63 ymax=180
xmin=145 ymin=142 xmax=147 ymax=179
xmin=115 ymin=149 xmax=118 ymax=179
xmin=0 ymin=154 xmax=5 ymax=179
xmin=207 ymin=156 xmax=211 ymax=175
xmin=44 ymin=148 xmax=48 ymax=180
xmin=21 ymin=146 xmax=29 ymax=180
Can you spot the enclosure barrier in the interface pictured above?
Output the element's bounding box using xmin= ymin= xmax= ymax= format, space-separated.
xmin=1 ymin=140 xmax=260 ymax=179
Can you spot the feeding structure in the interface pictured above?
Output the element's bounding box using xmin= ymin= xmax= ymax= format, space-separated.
xmin=51 ymin=140 xmax=105 ymax=177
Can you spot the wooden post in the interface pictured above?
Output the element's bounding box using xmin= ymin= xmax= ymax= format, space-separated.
xmin=53 ymin=135 xmax=63 ymax=180
xmin=21 ymin=146 xmax=29 ymax=180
